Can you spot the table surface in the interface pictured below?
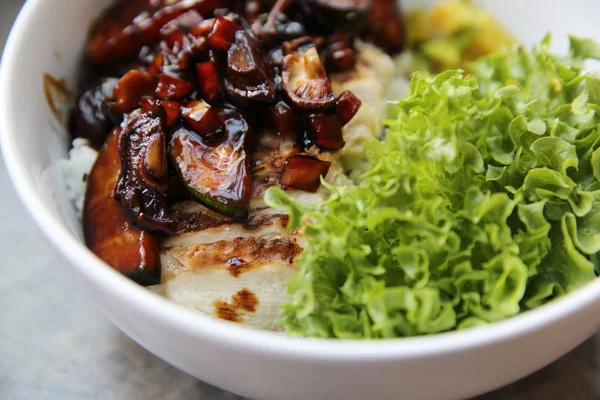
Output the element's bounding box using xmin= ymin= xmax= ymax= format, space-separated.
xmin=1 ymin=2 xmax=600 ymax=399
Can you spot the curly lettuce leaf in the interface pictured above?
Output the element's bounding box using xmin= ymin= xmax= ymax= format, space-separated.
xmin=266 ymin=36 xmax=600 ymax=339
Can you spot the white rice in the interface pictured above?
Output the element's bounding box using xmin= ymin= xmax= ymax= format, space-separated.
xmin=55 ymin=138 xmax=98 ymax=215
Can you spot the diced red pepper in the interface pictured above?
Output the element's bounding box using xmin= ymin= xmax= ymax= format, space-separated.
xmin=191 ymin=18 xmax=216 ymax=37
xmin=166 ymin=30 xmax=186 ymax=47
xmin=162 ymin=100 xmax=182 ymax=128
xmin=188 ymin=36 xmax=208 ymax=58
xmin=268 ymin=101 xmax=303 ymax=137
xmin=139 ymin=97 xmax=182 ymax=128
xmin=336 ymin=90 xmax=362 ymax=126
xmin=307 ymin=113 xmax=345 ymax=150
xmin=155 ymin=73 xmax=194 ymax=100
xmin=280 ymin=154 xmax=332 ymax=192
xmin=139 ymin=97 xmax=163 ymax=115
xmin=196 ymin=61 xmax=224 ymax=103
xmin=111 ymin=70 xmax=158 ymax=113
xmin=206 ymin=17 xmax=242 ymax=51
xmin=181 ymin=100 xmax=224 ymax=141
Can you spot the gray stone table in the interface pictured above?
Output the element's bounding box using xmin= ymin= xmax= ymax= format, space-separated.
xmin=1 ymin=1 xmax=599 ymax=399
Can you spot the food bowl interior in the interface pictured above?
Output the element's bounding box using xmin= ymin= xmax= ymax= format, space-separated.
xmin=4 ymin=0 xmax=600 ymax=399
xmin=4 ymin=0 xmax=600 ymax=352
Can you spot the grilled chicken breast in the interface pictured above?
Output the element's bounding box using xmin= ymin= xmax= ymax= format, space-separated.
xmin=149 ymin=43 xmax=397 ymax=329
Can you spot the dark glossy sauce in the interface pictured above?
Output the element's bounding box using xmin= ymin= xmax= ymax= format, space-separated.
xmin=43 ymin=73 xmax=70 ymax=121
xmin=74 ymin=0 xmax=404 ymax=283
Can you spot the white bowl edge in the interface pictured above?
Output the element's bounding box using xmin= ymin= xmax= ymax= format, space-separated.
xmin=3 ymin=1 xmax=600 ymax=399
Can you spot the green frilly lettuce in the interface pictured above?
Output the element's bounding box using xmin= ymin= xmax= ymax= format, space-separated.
xmin=265 ymin=35 xmax=600 ymax=339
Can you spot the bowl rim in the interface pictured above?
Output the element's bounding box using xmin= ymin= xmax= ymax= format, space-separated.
xmin=3 ymin=0 xmax=600 ymax=362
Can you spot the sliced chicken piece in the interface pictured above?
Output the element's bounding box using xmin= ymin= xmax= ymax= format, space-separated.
xmin=152 ymin=132 xmax=310 ymax=329
xmin=151 ymin=234 xmax=302 ymax=330
xmin=149 ymin=208 xmax=304 ymax=330
xmin=150 ymin=43 xmax=390 ymax=330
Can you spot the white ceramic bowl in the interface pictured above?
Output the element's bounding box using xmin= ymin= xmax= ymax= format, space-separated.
xmin=3 ymin=1 xmax=600 ymax=399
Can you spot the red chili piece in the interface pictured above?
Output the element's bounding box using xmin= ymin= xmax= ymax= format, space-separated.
xmin=280 ymin=154 xmax=332 ymax=192
xmin=111 ymin=70 xmax=158 ymax=114
xmin=307 ymin=113 xmax=344 ymax=150
xmin=206 ymin=17 xmax=243 ymax=51
xmin=196 ymin=61 xmax=224 ymax=103
xmin=155 ymin=73 xmax=194 ymax=100
xmin=181 ymin=100 xmax=224 ymax=141
xmin=336 ymin=90 xmax=362 ymax=126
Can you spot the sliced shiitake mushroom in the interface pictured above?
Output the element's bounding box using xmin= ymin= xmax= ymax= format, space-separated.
xmin=114 ymin=112 xmax=174 ymax=235
xmin=251 ymin=8 xmax=306 ymax=46
xmin=170 ymin=107 xmax=254 ymax=219
xmin=224 ymin=30 xmax=276 ymax=106
xmin=83 ymin=129 xmax=162 ymax=285
xmin=281 ymin=45 xmax=336 ymax=110
xmin=80 ymin=0 xmax=373 ymax=244
xmin=70 ymin=77 xmax=118 ymax=149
